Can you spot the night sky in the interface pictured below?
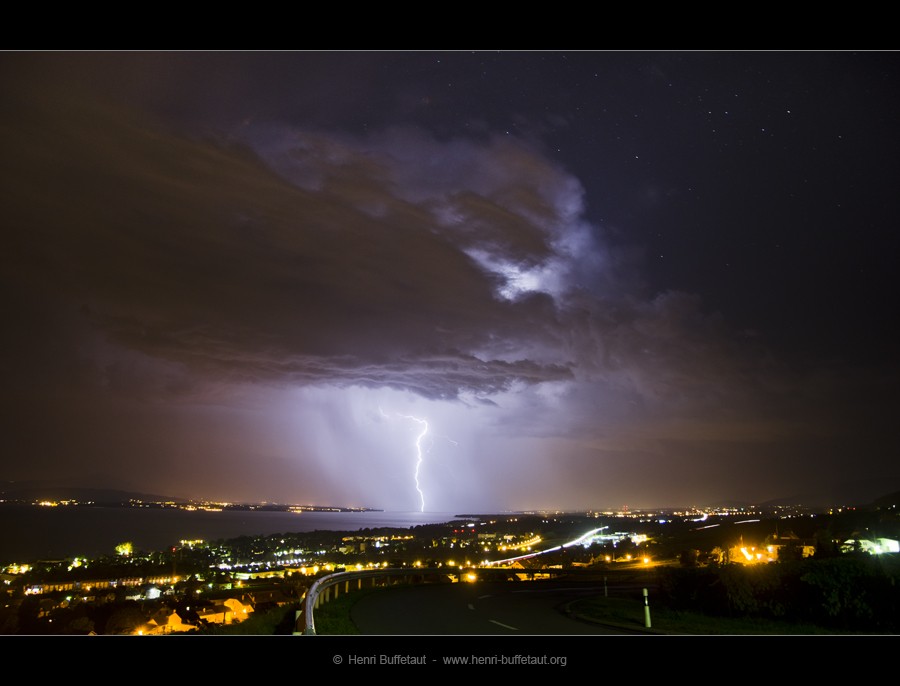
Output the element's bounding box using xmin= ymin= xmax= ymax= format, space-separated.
xmin=2 ymin=51 xmax=899 ymax=512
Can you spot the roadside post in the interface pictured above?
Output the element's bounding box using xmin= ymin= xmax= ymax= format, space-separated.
xmin=643 ymin=587 xmax=651 ymax=628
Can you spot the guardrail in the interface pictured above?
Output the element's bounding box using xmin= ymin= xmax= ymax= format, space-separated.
xmin=294 ymin=567 xmax=456 ymax=635
xmin=292 ymin=565 xmax=604 ymax=634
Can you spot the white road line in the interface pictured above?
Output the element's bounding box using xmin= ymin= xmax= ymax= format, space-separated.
xmin=489 ymin=619 xmax=518 ymax=631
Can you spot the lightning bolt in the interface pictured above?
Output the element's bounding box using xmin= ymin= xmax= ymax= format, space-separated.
xmin=380 ymin=407 xmax=455 ymax=512
xmin=398 ymin=414 xmax=429 ymax=512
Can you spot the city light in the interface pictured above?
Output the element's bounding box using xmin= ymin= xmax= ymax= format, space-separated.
xmin=8 ymin=500 xmax=898 ymax=636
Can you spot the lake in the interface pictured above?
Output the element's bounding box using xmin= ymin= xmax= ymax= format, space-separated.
xmin=0 ymin=505 xmax=466 ymax=563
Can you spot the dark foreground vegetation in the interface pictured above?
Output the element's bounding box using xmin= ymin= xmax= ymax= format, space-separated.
xmin=652 ymin=553 xmax=900 ymax=633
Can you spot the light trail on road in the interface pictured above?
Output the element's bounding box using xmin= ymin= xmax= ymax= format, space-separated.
xmin=483 ymin=526 xmax=609 ymax=566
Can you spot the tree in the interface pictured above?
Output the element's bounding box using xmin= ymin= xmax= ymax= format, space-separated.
xmin=709 ymin=546 xmax=727 ymax=565
xmin=64 ymin=615 xmax=95 ymax=635
xmin=679 ymin=549 xmax=699 ymax=567
xmin=813 ymin=528 xmax=840 ymax=558
xmin=0 ymin=604 xmax=19 ymax=634
xmin=16 ymin=596 xmax=42 ymax=634
xmin=104 ymin=604 xmax=148 ymax=635
xmin=777 ymin=543 xmax=804 ymax=562
xmin=616 ymin=537 xmax=637 ymax=557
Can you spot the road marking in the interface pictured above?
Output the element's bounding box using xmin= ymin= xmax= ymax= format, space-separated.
xmin=468 ymin=604 xmax=475 ymax=610
xmin=489 ymin=620 xmax=518 ymax=631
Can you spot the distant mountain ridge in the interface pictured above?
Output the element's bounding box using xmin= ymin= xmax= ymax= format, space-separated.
xmin=4 ymin=478 xmax=900 ymax=512
xmin=0 ymin=481 xmax=187 ymax=504
xmin=703 ymin=476 xmax=900 ymax=511
xmin=871 ymin=490 xmax=900 ymax=509
xmin=829 ymin=476 xmax=900 ymax=507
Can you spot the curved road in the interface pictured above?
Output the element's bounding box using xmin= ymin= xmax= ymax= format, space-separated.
xmin=349 ymin=580 xmax=647 ymax=635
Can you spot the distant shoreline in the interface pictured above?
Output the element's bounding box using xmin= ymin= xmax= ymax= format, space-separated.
xmin=0 ymin=498 xmax=383 ymax=515
xmin=0 ymin=507 xmax=463 ymax=563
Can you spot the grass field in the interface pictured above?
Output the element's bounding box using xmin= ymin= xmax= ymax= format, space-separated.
xmin=564 ymin=593 xmax=863 ymax=635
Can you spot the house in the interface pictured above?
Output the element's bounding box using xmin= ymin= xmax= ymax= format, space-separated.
xmin=197 ymin=597 xmax=254 ymax=625
xmin=762 ymin=530 xmax=816 ymax=560
xmin=727 ymin=529 xmax=816 ymax=565
xmin=140 ymin=608 xmax=198 ymax=635
xmin=841 ymin=536 xmax=900 ymax=555
xmin=244 ymin=589 xmax=291 ymax=612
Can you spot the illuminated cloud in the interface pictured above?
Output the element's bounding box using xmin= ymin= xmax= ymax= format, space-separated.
xmin=2 ymin=53 xmax=898 ymax=510
xmin=2 ymin=82 xmax=597 ymax=401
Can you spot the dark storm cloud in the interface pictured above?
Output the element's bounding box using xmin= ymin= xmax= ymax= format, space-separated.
xmin=0 ymin=59 xmax=814 ymax=416
xmin=4 ymin=52 xmax=900 ymax=509
xmin=1 ymin=67 xmax=586 ymax=401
